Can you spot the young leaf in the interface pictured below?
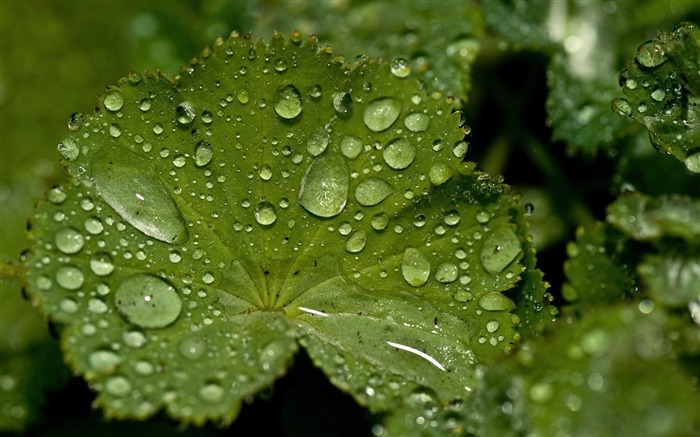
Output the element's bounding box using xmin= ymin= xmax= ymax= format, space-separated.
xmin=23 ymin=32 xmax=539 ymax=424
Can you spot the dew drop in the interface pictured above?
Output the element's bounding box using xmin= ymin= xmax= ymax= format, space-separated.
xmin=90 ymin=252 xmax=115 ymax=276
xmin=91 ymin=147 xmax=188 ymax=244
xmin=478 ymin=292 xmax=516 ymax=312
xmin=48 ymin=187 xmax=67 ymax=204
xmin=274 ymin=85 xmax=303 ymax=119
xmin=429 ymin=163 xmax=452 ymax=185
xmin=611 ymin=98 xmax=632 ymax=117
xmin=390 ymin=58 xmax=411 ymax=78
xmin=650 ymin=89 xmax=666 ymax=102
xmin=354 ymin=178 xmax=395 ymax=206
xmin=363 ymin=97 xmax=401 ymax=132
xmin=333 ymin=92 xmax=353 ymax=116
xmin=684 ymin=151 xmax=700 ymax=173
xmin=55 ymin=227 xmax=85 ymax=254
xmin=259 ymin=164 xmax=273 ymax=180
xmin=345 ymin=230 xmax=367 ymax=253
xmin=199 ymin=383 xmax=225 ymax=404
xmin=115 ymin=274 xmax=182 ymax=329
xmin=68 ymin=112 xmax=84 ymax=131
xmin=475 ymin=210 xmax=490 ymax=224
xmin=299 ymin=154 xmax=349 ymax=218
xmin=84 ymin=217 xmax=104 ymax=235
xmin=435 ymin=262 xmax=458 ymax=283
xmin=486 ymin=320 xmax=500 ymax=333
xmin=58 ymin=137 xmax=79 ymax=161
xmin=254 ymin=201 xmax=278 ymax=225
xmin=88 ymin=350 xmax=122 ymax=374
xmin=179 ymin=337 xmax=207 ymax=360
xmin=104 ymin=90 xmax=125 ymax=112
xmin=480 ymin=228 xmax=521 ymax=275
xmin=401 ymin=248 xmax=431 ymax=287
xmin=194 ymin=140 xmax=213 ymax=167
xmin=55 ymin=266 xmax=84 ymax=290
xmin=453 ymin=141 xmax=468 ymax=158
xmin=443 ymin=210 xmax=461 ymax=226
xmin=341 ymin=135 xmax=363 ymax=160
xmin=105 ymin=376 xmax=132 ymax=397
xmin=404 ymin=112 xmax=430 ymax=132
xmin=123 ymin=331 xmax=147 ymax=348
xmin=382 ymin=138 xmax=416 ymax=170
xmin=371 ymin=213 xmax=389 ymax=231
xmin=636 ymin=41 xmax=667 ymax=67
xmin=307 ymin=126 xmax=330 ymax=156
xmin=175 ymin=101 xmax=196 ymax=125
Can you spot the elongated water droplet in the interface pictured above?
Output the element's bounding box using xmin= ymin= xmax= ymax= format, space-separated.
xmin=480 ymin=227 xmax=521 ymax=275
xmin=194 ymin=140 xmax=213 ymax=167
xmin=91 ymin=147 xmax=188 ymax=244
xmin=478 ymin=292 xmax=516 ymax=311
xmin=340 ymin=135 xmax=363 ymax=159
xmin=636 ymin=41 xmax=667 ymax=67
xmin=345 ymin=230 xmax=367 ymax=253
xmin=55 ymin=227 xmax=85 ymax=254
xmin=115 ymin=274 xmax=182 ymax=329
xmin=401 ymin=248 xmax=431 ymax=287
xmin=175 ymin=101 xmax=196 ymax=125
xmin=404 ymin=112 xmax=430 ymax=132
xmin=363 ymin=97 xmax=401 ymax=132
xmin=275 ymin=85 xmax=303 ymax=119
xmin=307 ymin=126 xmax=330 ymax=156
xmin=383 ymin=138 xmax=416 ymax=170
xmin=254 ymin=202 xmax=278 ymax=225
xmin=104 ymin=90 xmax=124 ymax=112
xmin=355 ymin=178 xmax=395 ymax=206
xmin=299 ymin=154 xmax=349 ymax=217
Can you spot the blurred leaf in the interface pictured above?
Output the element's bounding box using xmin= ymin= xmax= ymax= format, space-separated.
xmin=23 ymin=32 xmax=539 ymax=425
xmin=482 ymin=0 xmax=558 ymax=51
xmin=639 ymin=253 xmax=700 ymax=308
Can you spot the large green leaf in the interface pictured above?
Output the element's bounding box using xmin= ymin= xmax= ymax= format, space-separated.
xmin=24 ymin=32 xmax=539 ymax=424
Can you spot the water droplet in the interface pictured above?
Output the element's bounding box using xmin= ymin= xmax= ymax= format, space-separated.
xmin=333 ymin=92 xmax=353 ymax=116
xmin=254 ymin=202 xmax=278 ymax=225
xmin=115 ymin=274 xmax=182 ymax=329
xmin=175 ymin=101 xmax=196 ymax=125
xmin=48 ymin=187 xmax=67 ymax=204
xmin=345 ymin=230 xmax=367 ymax=253
xmin=480 ymin=228 xmax=521 ymax=275
xmin=55 ymin=266 xmax=84 ymax=290
xmin=354 ymin=178 xmax=395 ymax=206
xmin=382 ymin=138 xmax=416 ymax=170
xmin=486 ymin=320 xmax=500 ymax=333
xmin=274 ymin=58 xmax=288 ymax=73
xmin=84 ymin=217 xmax=104 ymax=235
xmin=401 ymin=248 xmax=431 ymax=287
xmin=611 ymin=98 xmax=632 ymax=117
xmin=194 ymin=140 xmax=213 ymax=167
xmin=307 ymin=126 xmax=330 ymax=156
xmin=179 ymin=337 xmax=207 ymax=360
xmin=123 ymin=331 xmax=147 ymax=348
xmin=475 ymin=210 xmax=490 ymax=224
xmin=309 ymin=84 xmax=322 ymax=99
xmin=91 ymin=147 xmax=188 ymax=244
xmin=199 ymin=383 xmax=225 ymax=404
xmin=443 ymin=210 xmax=460 ymax=226
xmin=104 ymin=90 xmax=124 ymax=112
xmin=68 ymin=112 xmax=85 ymax=131
xmin=404 ymin=112 xmax=430 ymax=132
xmin=274 ymin=85 xmax=303 ymax=119
xmin=139 ymin=98 xmax=151 ymax=111
xmin=637 ymin=103 xmax=648 ymax=113
xmin=371 ymin=213 xmax=389 ymax=231
xmin=202 ymin=272 xmax=215 ymax=284
xmin=636 ymin=41 xmax=667 ymax=67
xmin=478 ymin=292 xmax=516 ymax=311
xmin=429 ymin=163 xmax=452 ymax=185
xmin=340 ymin=135 xmax=363 ymax=160
xmin=105 ymin=376 xmax=132 ymax=397
xmin=90 ymin=252 xmax=115 ymax=276
xmin=529 ymin=382 xmax=554 ymax=403
xmin=363 ymin=97 xmax=401 ymax=132
xmin=88 ymin=350 xmax=122 ymax=374
xmin=58 ymin=137 xmax=79 ymax=161
xmin=259 ymin=164 xmax=273 ymax=180
xmin=299 ymin=154 xmax=349 ymax=218
xmin=684 ymin=151 xmax=700 ymax=173
xmin=651 ymin=89 xmax=666 ymax=102
xmin=237 ymin=90 xmax=249 ymax=104
xmin=202 ymin=110 xmax=214 ymax=124
xmin=390 ymin=58 xmax=411 ymax=78
xmin=453 ymin=141 xmax=468 ymax=158
xmin=55 ymin=227 xmax=84 ymax=254
xmin=134 ymin=360 xmax=154 ymax=376
xmin=435 ymin=262 xmax=458 ymax=283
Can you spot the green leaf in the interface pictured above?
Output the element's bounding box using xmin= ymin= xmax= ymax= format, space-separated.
xmin=24 ymin=32 xmax=538 ymax=424
xmin=639 ymin=253 xmax=700 ymax=308
xmin=615 ymin=22 xmax=700 ymax=172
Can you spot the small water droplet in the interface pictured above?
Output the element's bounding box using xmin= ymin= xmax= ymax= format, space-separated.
xmin=274 ymin=58 xmax=288 ymax=73
xmin=115 ymin=274 xmax=182 ymax=329
xmin=123 ymin=331 xmax=147 ymax=348
xmin=58 ymin=137 xmax=79 ymax=161
xmin=237 ymin=90 xmax=249 ymax=104
xmin=194 ymin=140 xmax=213 ymax=167
xmin=84 ymin=217 xmax=104 ymax=234
xmin=109 ymin=124 xmax=122 ymax=138
xmin=404 ymin=112 xmax=430 ymax=132
xmin=401 ymin=248 xmax=431 ymax=287
xmin=254 ymin=201 xmax=278 ymax=225
xmin=104 ymin=90 xmax=125 ymax=112
xmin=435 ymin=262 xmax=458 ymax=283
xmin=429 ymin=163 xmax=452 ymax=185
xmin=475 ymin=210 xmax=490 ymax=224
xmin=309 ymin=84 xmax=322 ymax=99
xmin=650 ymin=89 xmax=666 ymax=102
xmin=345 ymin=230 xmax=367 ymax=253
xmin=299 ymin=154 xmax=349 ymax=218
xmin=91 ymin=147 xmax=188 ymax=244
xmin=611 ymin=98 xmax=632 ymax=117
xmin=453 ymin=141 xmax=468 ymax=158
xmin=480 ymin=228 xmax=521 ymax=274
xmin=176 ymin=101 xmax=196 ymax=125
xmin=363 ymin=97 xmax=401 ymax=132
xmin=341 ymin=135 xmax=363 ymax=160
xmin=89 ymin=350 xmax=122 ymax=374
xmin=333 ymin=92 xmax=353 ymax=116
xmin=443 ymin=210 xmax=461 ymax=226
xmin=179 ymin=337 xmax=207 ymax=360
xmin=478 ymin=292 xmax=516 ymax=311
xmin=486 ymin=320 xmax=500 ymax=333
xmin=105 ymin=375 xmax=132 ymax=397
xmin=355 ymin=178 xmax=395 ymax=206
xmin=199 ymin=383 xmax=225 ymax=404
xmin=68 ymin=112 xmax=84 ymax=131
xmin=390 ymin=58 xmax=411 ymax=78
xmin=307 ymin=126 xmax=330 ymax=156
xmin=55 ymin=265 xmax=84 ymax=290
xmin=55 ymin=227 xmax=85 ymax=254
xmin=636 ymin=41 xmax=667 ymax=67
xmin=684 ymin=151 xmax=700 ymax=173
xmin=371 ymin=213 xmax=389 ymax=231
xmin=90 ymin=252 xmax=115 ymax=276
xmin=382 ymin=138 xmax=416 ymax=170
xmin=275 ymin=85 xmax=303 ymax=119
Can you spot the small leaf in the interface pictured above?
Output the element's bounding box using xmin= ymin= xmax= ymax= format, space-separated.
xmin=638 ymin=253 xmax=700 ymax=308
xmin=24 ymin=32 xmax=539 ymax=424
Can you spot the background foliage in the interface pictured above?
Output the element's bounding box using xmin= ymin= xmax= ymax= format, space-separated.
xmin=1 ymin=1 xmax=699 ymax=436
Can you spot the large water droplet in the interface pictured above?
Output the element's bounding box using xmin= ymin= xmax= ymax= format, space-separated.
xmin=91 ymin=147 xmax=188 ymax=244
xmin=404 ymin=112 xmax=430 ymax=132
xmin=340 ymin=135 xmax=363 ymax=160
xmin=345 ymin=230 xmax=367 ymax=253
xmin=363 ymin=97 xmax=401 ymax=132
xmin=480 ymin=228 xmax=521 ymax=275
xmin=115 ymin=274 xmax=182 ymax=329
xmin=307 ymin=126 xmax=330 ymax=156
xmin=636 ymin=41 xmax=667 ymax=67
xmin=194 ymin=140 xmax=213 ymax=167
xmin=254 ymin=201 xmax=278 ymax=225
xmin=478 ymin=291 xmax=516 ymax=312
xmin=104 ymin=90 xmax=124 ymax=112
xmin=275 ymin=85 xmax=303 ymax=119
xmin=401 ymin=248 xmax=431 ymax=287
xmin=299 ymin=154 xmax=349 ymax=218
xmin=354 ymin=178 xmax=395 ymax=206
xmin=383 ymin=138 xmax=416 ymax=170
xmin=55 ymin=227 xmax=85 ymax=254
xmin=55 ymin=266 xmax=84 ymax=290
xmin=175 ymin=101 xmax=196 ymax=126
